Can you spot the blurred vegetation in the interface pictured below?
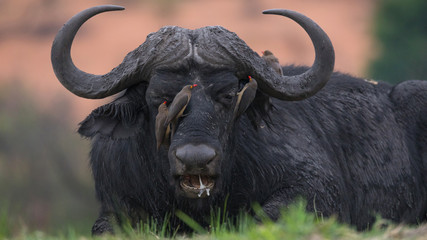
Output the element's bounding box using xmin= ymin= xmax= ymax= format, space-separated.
xmin=5 ymin=200 xmax=427 ymax=240
xmin=369 ymin=0 xmax=427 ymax=84
xmin=0 ymin=81 xmax=97 ymax=237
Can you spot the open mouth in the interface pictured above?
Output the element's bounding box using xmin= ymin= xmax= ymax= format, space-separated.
xmin=179 ymin=175 xmax=215 ymax=198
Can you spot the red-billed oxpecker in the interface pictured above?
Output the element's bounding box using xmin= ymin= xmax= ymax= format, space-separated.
xmin=155 ymin=101 xmax=170 ymax=149
xmin=165 ymin=84 xmax=197 ymax=134
xmin=233 ymin=76 xmax=258 ymax=118
xmin=262 ymin=50 xmax=283 ymax=76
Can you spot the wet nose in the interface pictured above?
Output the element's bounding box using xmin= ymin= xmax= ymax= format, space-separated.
xmin=175 ymin=144 xmax=217 ymax=167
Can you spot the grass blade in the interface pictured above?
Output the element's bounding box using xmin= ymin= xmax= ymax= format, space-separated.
xmin=175 ymin=210 xmax=207 ymax=234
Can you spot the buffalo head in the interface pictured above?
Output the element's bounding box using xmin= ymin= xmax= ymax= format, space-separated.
xmin=51 ymin=5 xmax=334 ymax=200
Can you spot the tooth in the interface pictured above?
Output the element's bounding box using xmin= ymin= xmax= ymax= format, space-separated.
xmin=198 ymin=189 xmax=205 ymax=198
xmin=196 ymin=175 xmax=211 ymax=197
xmin=198 ymin=175 xmax=206 ymax=189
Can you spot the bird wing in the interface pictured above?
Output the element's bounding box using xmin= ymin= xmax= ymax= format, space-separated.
xmin=166 ymin=94 xmax=190 ymax=124
xmin=234 ymin=87 xmax=256 ymax=117
xmin=233 ymin=86 xmax=246 ymax=117
xmin=155 ymin=104 xmax=168 ymax=148
xmin=233 ymin=78 xmax=258 ymax=117
xmin=272 ymin=61 xmax=283 ymax=75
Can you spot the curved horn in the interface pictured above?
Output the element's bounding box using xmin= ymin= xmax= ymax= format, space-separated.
xmin=256 ymin=9 xmax=335 ymax=101
xmin=51 ymin=5 xmax=141 ymax=99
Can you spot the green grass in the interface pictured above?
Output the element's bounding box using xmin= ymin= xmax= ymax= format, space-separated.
xmin=5 ymin=201 xmax=427 ymax=240
xmin=0 ymin=202 xmax=11 ymax=239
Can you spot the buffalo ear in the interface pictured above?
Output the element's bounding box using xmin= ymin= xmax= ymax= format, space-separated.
xmin=246 ymin=91 xmax=273 ymax=129
xmin=78 ymin=95 xmax=145 ymax=139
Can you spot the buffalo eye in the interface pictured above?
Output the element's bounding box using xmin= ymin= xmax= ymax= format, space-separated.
xmin=216 ymin=91 xmax=235 ymax=106
xmin=214 ymin=78 xmax=249 ymax=107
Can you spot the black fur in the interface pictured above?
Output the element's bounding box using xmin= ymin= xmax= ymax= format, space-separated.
xmin=79 ymin=64 xmax=427 ymax=234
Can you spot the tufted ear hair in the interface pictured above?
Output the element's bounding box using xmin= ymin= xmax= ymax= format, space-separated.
xmin=78 ymin=88 xmax=147 ymax=139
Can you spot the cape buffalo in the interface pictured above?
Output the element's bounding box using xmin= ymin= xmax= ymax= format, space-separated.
xmin=51 ymin=5 xmax=427 ymax=235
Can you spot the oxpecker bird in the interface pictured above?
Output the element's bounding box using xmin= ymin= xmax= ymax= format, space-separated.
xmin=155 ymin=101 xmax=170 ymax=149
xmin=166 ymin=84 xmax=197 ymax=133
xmin=262 ymin=50 xmax=283 ymax=75
xmin=233 ymin=76 xmax=258 ymax=118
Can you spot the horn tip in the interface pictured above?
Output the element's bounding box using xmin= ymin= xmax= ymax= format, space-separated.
xmin=101 ymin=5 xmax=125 ymax=11
xmin=262 ymin=9 xmax=282 ymax=14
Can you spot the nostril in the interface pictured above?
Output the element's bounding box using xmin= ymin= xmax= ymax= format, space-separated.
xmin=175 ymin=144 xmax=216 ymax=166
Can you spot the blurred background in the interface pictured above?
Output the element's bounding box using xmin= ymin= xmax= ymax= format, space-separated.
xmin=0 ymin=0 xmax=426 ymax=236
